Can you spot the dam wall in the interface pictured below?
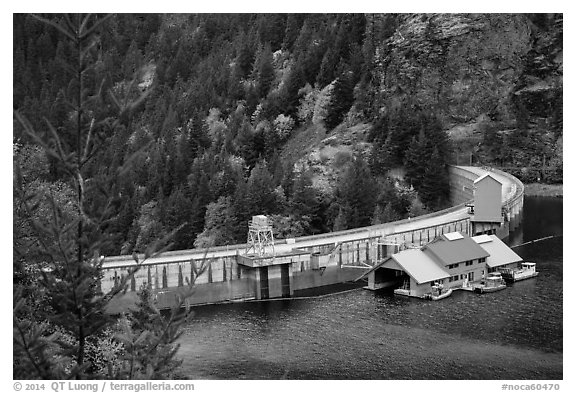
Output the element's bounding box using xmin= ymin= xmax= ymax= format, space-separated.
xmin=103 ymin=166 xmax=524 ymax=310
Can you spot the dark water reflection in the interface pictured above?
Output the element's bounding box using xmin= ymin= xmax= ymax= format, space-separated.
xmin=178 ymin=197 xmax=563 ymax=379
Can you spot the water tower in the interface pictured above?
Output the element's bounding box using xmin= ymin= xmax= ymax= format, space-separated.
xmin=246 ymin=215 xmax=275 ymax=257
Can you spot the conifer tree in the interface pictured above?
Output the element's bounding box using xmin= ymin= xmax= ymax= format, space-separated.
xmin=209 ymin=153 xmax=244 ymax=201
xmin=404 ymin=135 xmax=426 ymax=190
xmin=371 ymin=202 xmax=400 ymax=225
xmin=290 ymin=170 xmax=322 ymax=234
xmin=187 ymin=155 xmax=214 ymax=238
xmin=332 ymin=204 xmax=350 ymax=231
xmin=236 ymin=33 xmax=255 ymax=80
xmin=280 ymin=65 xmax=305 ymax=119
xmin=245 ymin=161 xmax=278 ymax=216
xmin=13 ymin=14 xmax=195 ymax=380
xmin=255 ymin=44 xmax=275 ymax=99
xmin=369 ymin=134 xmax=394 ymax=176
xmin=235 ymin=119 xmax=260 ymax=169
xmin=194 ymin=196 xmax=238 ymax=248
xmin=135 ymin=201 xmax=166 ymax=251
xmin=316 ymin=44 xmax=338 ymax=88
xmin=290 ymin=170 xmax=319 ymax=218
xmin=282 ymin=14 xmax=305 ymax=51
xmin=15 ymin=15 xmax=123 ymax=378
xmin=324 ymin=71 xmax=355 ymax=130
xmin=419 ymin=147 xmax=450 ymax=210
xmin=334 ymin=156 xmax=377 ymax=229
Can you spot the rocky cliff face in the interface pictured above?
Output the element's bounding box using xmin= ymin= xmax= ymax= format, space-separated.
xmin=287 ymin=14 xmax=562 ymax=192
xmin=375 ymin=14 xmax=534 ymax=127
xmin=291 ymin=123 xmax=372 ymax=194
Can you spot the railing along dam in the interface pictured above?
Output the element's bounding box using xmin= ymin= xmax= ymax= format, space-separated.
xmin=102 ymin=166 xmax=524 ymax=310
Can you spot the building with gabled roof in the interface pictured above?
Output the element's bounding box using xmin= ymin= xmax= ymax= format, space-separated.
xmin=472 ymin=234 xmax=523 ymax=270
xmin=373 ymin=248 xmax=450 ymax=297
xmin=472 ymin=173 xmax=503 ymax=226
xmin=382 ymin=249 xmax=450 ymax=285
xmin=422 ymin=232 xmax=489 ymax=266
xmin=362 ymin=231 xmax=507 ymax=297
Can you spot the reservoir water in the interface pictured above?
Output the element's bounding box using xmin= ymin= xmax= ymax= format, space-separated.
xmin=177 ymin=196 xmax=563 ymax=379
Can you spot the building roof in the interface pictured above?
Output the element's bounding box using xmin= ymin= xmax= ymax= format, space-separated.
xmin=472 ymin=235 xmax=523 ymax=268
xmin=444 ymin=232 xmax=464 ymax=241
xmin=379 ymin=256 xmax=403 ymax=271
xmin=474 ymin=173 xmax=502 ymax=185
xmin=359 ymin=232 xmax=521 ymax=285
xmin=424 ymin=232 xmax=490 ymax=265
xmin=472 ymin=234 xmax=492 ymax=244
xmin=382 ymin=249 xmax=450 ymax=284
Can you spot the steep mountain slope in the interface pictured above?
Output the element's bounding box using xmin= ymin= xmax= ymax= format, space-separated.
xmin=13 ymin=13 xmax=562 ymax=252
xmin=285 ymin=13 xmax=562 ymax=192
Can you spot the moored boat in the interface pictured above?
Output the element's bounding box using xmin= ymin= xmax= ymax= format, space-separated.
xmin=473 ymin=272 xmax=507 ymax=293
xmin=424 ymin=283 xmax=453 ymax=300
xmin=499 ymin=262 xmax=539 ymax=282
xmin=393 ymin=288 xmax=411 ymax=297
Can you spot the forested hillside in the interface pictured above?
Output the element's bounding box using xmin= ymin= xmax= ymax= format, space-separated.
xmin=14 ymin=13 xmax=563 ymax=256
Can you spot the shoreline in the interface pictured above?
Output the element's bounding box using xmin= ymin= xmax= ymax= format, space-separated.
xmin=523 ymin=183 xmax=563 ymax=197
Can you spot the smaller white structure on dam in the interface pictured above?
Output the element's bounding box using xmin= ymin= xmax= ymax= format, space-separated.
xmin=238 ymin=215 xmax=299 ymax=299
xmin=246 ymin=215 xmax=275 ymax=257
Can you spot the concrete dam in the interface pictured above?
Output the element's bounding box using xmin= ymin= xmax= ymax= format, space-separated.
xmin=102 ymin=166 xmax=525 ymax=310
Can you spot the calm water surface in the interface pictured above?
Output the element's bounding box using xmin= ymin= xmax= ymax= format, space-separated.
xmin=178 ymin=197 xmax=563 ymax=379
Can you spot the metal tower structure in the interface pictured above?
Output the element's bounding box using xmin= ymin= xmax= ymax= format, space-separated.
xmin=246 ymin=215 xmax=275 ymax=257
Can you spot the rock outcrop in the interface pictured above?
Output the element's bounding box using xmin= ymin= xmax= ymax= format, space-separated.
xmin=375 ymin=14 xmax=534 ymax=127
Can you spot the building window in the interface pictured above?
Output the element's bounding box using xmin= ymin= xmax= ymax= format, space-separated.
xmin=479 ymin=257 xmax=486 ymax=264
xmin=448 ymin=263 xmax=460 ymax=269
xmin=453 ymin=275 xmax=458 ymax=281
xmin=466 ymin=260 xmax=473 ymax=266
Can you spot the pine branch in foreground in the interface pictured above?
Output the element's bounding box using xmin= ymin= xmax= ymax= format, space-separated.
xmin=13 ymin=13 xmax=203 ymax=380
